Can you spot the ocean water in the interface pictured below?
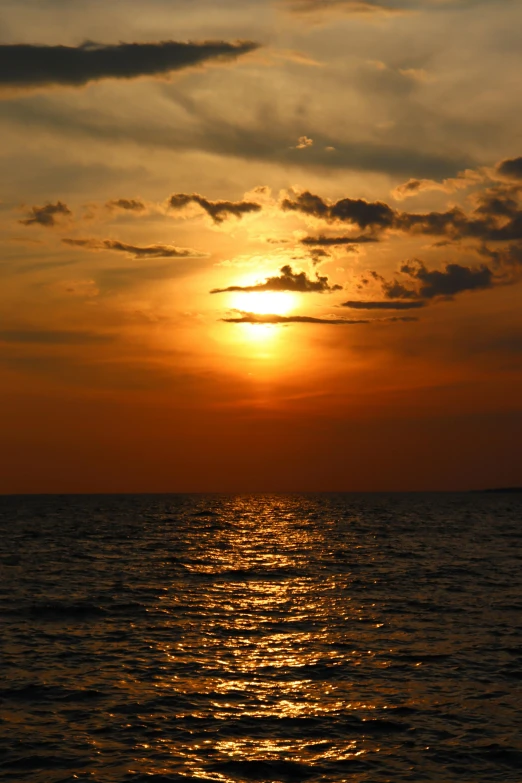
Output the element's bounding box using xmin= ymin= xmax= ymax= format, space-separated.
xmin=1 ymin=493 xmax=521 ymax=783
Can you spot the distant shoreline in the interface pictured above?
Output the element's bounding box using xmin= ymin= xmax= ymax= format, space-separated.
xmin=1 ymin=488 xmax=522 ymax=497
xmin=477 ymin=487 xmax=522 ymax=493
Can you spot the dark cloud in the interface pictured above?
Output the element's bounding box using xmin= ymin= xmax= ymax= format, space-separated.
xmin=222 ymin=311 xmax=418 ymax=324
xmin=309 ymin=248 xmax=331 ymax=265
xmin=283 ymin=182 xmax=522 ymax=242
xmin=393 ymin=178 xmax=424 ymax=198
xmin=301 ymin=234 xmax=379 ymax=246
xmin=210 ymin=264 xmax=342 ymax=294
xmin=0 ymin=329 xmax=113 ymax=345
xmin=396 ymin=205 xmax=522 ymax=243
xmin=381 ymin=277 xmax=422 ymax=300
xmin=497 ymin=157 xmax=522 ymax=181
xmin=479 ymin=241 xmax=522 ymax=272
xmin=282 ymin=192 xmax=395 ymax=229
xmin=375 ymin=259 xmax=496 ymax=302
xmin=62 ymin=237 xmax=206 ymax=259
xmin=394 ymin=207 xmax=470 ymax=236
xmin=168 ymin=193 xmax=262 ymax=223
xmin=281 ymin=191 xmax=329 ymax=218
xmin=106 ymin=198 xmax=146 ymax=212
xmin=0 ymin=40 xmax=259 ymax=90
xmin=474 ymin=187 xmax=520 ymax=219
xmin=20 ymin=201 xmax=71 ymax=227
xmin=400 ymin=260 xmax=495 ymax=298
xmin=342 ymin=299 xmax=426 ymax=310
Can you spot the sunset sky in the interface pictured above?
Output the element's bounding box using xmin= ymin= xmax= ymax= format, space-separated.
xmin=1 ymin=0 xmax=521 ymax=493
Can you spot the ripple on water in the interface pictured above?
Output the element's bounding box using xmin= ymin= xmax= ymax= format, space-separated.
xmin=0 ymin=492 xmax=522 ymax=782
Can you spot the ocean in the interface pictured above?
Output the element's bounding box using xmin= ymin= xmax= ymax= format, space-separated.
xmin=1 ymin=492 xmax=521 ymax=782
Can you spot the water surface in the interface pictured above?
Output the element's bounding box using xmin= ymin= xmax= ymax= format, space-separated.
xmin=1 ymin=493 xmax=521 ymax=782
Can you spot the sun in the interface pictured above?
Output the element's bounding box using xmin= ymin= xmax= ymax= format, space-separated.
xmin=229 ymin=291 xmax=297 ymax=316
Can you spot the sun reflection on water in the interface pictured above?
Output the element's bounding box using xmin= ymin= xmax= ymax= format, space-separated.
xmin=133 ymin=496 xmax=396 ymax=779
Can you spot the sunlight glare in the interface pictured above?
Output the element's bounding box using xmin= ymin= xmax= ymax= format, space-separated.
xmin=230 ymin=291 xmax=297 ymax=316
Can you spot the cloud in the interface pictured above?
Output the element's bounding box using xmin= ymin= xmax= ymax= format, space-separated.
xmin=62 ymin=237 xmax=206 ymax=259
xmin=0 ymin=40 xmax=259 ymax=92
xmin=309 ymin=248 xmax=331 ymax=265
xmin=473 ymin=186 xmax=520 ymax=219
xmin=396 ymin=198 xmax=522 ymax=242
xmin=0 ymin=329 xmax=113 ymax=345
xmin=301 ymin=234 xmax=379 ymax=246
xmin=106 ymin=198 xmax=147 ymax=212
xmin=282 ymin=178 xmax=522 ymax=242
xmin=393 ymin=179 xmax=426 ymax=199
xmin=282 ymin=191 xmax=395 ymax=229
xmin=1 ymin=95 xmax=470 ymax=180
xmin=168 ymin=193 xmax=262 ymax=223
xmin=398 ymin=68 xmax=431 ymax=82
xmin=210 ymin=264 xmax=342 ymax=294
xmin=280 ymin=0 xmax=404 ymax=19
xmin=479 ymin=241 xmax=522 ymax=273
xmin=20 ymin=201 xmax=71 ymax=227
xmin=295 ymin=136 xmax=314 ymax=149
xmin=281 ymin=0 xmax=505 ymax=19
xmin=392 ymin=169 xmax=483 ymax=200
xmin=342 ymin=299 xmax=426 ymax=309
xmin=371 ymin=259 xmax=496 ymax=302
xmin=397 ymin=259 xmax=495 ymax=299
xmin=497 ymin=157 xmax=522 ymax=181
xmin=221 ymin=311 xmax=418 ymax=324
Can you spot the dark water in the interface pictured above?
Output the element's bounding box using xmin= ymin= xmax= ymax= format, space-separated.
xmin=1 ymin=493 xmax=522 ymax=783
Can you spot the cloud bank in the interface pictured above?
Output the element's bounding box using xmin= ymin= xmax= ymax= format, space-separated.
xmin=0 ymin=40 xmax=259 ymax=91
xmin=282 ymin=181 xmax=522 ymax=243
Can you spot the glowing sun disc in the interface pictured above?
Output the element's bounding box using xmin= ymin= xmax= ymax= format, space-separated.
xmin=230 ymin=291 xmax=297 ymax=316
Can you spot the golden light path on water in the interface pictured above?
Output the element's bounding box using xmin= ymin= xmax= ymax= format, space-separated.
xmin=138 ymin=497 xmax=393 ymax=781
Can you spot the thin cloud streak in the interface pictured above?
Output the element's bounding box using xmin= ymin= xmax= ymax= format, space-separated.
xmin=63 ymin=237 xmax=207 ymax=259
xmin=301 ymin=234 xmax=379 ymax=246
xmin=342 ymin=299 xmax=426 ymax=310
xmin=222 ymin=311 xmax=418 ymax=324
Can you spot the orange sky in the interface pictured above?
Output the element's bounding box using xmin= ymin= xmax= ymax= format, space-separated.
xmin=1 ymin=0 xmax=521 ymax=492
